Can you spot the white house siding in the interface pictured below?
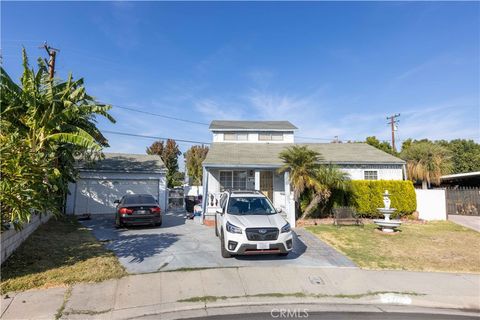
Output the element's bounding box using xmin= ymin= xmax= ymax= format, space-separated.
xmin=338 ymin=164 xmax=404 ymax=180
xmin=66 ymin=172 xmax=167 ymax=215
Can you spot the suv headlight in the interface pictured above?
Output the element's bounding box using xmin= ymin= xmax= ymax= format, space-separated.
xmin=226 ymin=221 xmax=242 ymax=234
xmin=281 ymin=222 xmax=291 ymax=233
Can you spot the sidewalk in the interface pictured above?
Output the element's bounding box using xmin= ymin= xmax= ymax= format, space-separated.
xmin=2 ymin=267 xmax=479 ymax=319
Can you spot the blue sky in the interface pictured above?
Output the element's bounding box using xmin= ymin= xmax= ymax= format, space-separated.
xmin=2 ymin=1 xmax=479 ymax=164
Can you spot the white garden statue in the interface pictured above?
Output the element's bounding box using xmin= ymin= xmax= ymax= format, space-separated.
xmin=383 ymin=190 xmax=391 ymax=210
xmin=374 ymin=189 xmax=402 ymax=233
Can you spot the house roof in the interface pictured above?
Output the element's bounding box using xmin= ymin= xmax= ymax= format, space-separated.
xmin=209 ymin=120 xmax=298 ymax=131
xmin=203 ymin=143 xmax=405 ymax=167
xmin=77 ymin=153 xmax=165 ymax=172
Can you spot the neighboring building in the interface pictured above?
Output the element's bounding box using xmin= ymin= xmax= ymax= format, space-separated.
xmin=202 ymin=120 xmax=406 ymax=227
xmin=66 ymin=153 xmax=167 ymax=215
xmin=441 ymin=172 xmax=480 ymax=188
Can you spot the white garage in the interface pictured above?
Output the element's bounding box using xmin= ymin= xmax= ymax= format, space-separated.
xmin=66 ymin=153 xmax=167 ymax=215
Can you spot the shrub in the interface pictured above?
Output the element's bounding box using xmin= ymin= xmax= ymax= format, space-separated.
xmin=350 ymin=180 xmax=416 ymax=218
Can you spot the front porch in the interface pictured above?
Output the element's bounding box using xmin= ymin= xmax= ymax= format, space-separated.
xmin=202 ymin=167 xmax=296 ymax=227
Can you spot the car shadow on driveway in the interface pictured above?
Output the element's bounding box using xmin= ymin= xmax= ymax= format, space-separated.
xmin=80 ymin=214 xmax=181 ymax=264
xmin=106 ymin=233 xmax=179 ymax=263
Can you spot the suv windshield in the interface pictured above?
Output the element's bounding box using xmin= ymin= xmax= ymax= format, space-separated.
xmin=227 ymin=196 xmax=276 ymax=215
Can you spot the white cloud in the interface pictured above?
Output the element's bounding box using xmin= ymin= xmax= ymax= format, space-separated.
xmin=195 ymin=98 xmax=244 ymax=120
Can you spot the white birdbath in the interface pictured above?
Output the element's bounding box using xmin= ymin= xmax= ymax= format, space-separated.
xmin=373 ymin=190 xmax=402 ymax=233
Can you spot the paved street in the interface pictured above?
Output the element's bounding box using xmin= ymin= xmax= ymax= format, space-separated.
xmin=181 ymin=311 xmax=479 ymax=320
xmin=2 ymin=266 xmax=479 ymax=319
xmin=80 ymin=210 xmax=356 ymax=273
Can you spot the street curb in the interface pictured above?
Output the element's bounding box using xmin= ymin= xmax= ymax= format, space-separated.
xmin=107 ymin=295 xmax=480 ymax=320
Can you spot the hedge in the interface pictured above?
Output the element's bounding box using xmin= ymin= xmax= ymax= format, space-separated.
xmin=350 ymin=180 xmax=416 ymax=218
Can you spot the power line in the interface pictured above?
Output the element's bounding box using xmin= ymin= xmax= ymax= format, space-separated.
xmin=109 ymin=104 xmax=210 ymax=126
xmin=102 ymin=130 xmax=210 ymax=145
xmin=109 ymin=104 xmax=343 ymax=141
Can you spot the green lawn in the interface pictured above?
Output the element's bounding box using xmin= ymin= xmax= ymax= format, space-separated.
xmin=1 ymin=216 xmax=126 ymax=293
xmin=307 ymin=221 xmax=480 ymax=273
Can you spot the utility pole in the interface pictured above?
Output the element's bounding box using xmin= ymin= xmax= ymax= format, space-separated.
xmin=386 ymin=113 xmax=400 ymax=152
xmin=40 ymin=42 xmax=59 ymax=79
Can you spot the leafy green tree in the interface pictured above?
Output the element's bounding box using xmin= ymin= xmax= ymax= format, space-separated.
xmin=146 ymin=139 xmax=181 ymax=188
xmin=400 ymin=141 xmax=452 ymax=189
xmin=401 ymin=138 xmax=479 ymax=174
xmin=184 ymin=145 xmax=209 ymax=186
xmin=401 ymin=138 xmax=413 ymax=152
xmin=437 ymin=139 xmax=480 ymax=173
xmin=365 ymin=136 xmax=396 ymax=155
xmin=1 ymin=49 xmax=115 ymax=229
xmin=173 ymin=171 xmax=185 ymax=186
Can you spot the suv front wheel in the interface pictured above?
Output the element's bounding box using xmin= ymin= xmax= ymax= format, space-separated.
xmin=220 ymin=231 xmax=232 ymax=258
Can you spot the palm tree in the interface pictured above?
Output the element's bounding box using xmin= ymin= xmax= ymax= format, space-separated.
xmin=278 ymin=145 xmax=327 ymax=217
xmin=302 ymin=164 xmax=351 ymax=215
xmin=401 ymin=141 xmax=452 ymax=189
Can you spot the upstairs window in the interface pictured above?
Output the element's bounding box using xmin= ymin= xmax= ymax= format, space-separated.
xmin=224 ymin=132 xmax=248 ymax=141
xmin=259 ymin=132 xmax=284 ymax=141
xmin=364 ymin=170 xmax=378 ymax=180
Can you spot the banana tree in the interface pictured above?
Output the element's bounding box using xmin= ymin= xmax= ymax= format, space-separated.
xmin=1 ymin=49 xmax=116 ymax=229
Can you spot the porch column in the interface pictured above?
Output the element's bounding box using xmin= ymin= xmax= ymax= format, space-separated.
xmin=201 ymin=167 xmax=208 ymax=223
xmin=254 ymin=170 xmax=260 ymax=190
xmin=284 ymin=171 xmax=295 ymax=228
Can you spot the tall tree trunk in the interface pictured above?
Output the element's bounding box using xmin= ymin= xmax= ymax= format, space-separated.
xmin=303 ymin=194 xmax=323 ymax=217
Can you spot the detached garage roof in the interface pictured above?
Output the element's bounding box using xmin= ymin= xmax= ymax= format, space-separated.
xmin=203 ymin=143 xmax=405 ymax=167
xmin=77 ymin=153 xmax=165 ymax=173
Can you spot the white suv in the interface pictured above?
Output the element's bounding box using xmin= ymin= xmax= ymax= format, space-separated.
xmin=215 ymin=190 xmax=293 ymax=258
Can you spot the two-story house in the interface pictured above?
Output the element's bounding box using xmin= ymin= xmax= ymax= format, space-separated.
xmin=202 ymin=120 xmax=406 ymax=227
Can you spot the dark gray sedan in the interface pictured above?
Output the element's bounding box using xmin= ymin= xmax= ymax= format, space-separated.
xmin=114 ymin=194 xmax=162 ymax=228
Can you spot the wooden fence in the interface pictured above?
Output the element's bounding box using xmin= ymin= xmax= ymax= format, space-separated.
xmin=445 ymin=187 xmax=480 ymax=216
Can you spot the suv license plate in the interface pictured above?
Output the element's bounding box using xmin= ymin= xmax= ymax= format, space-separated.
xmin=257 ymin=243 xmax=269 ymax=250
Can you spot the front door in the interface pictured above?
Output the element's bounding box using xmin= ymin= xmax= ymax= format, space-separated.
xmin=260 ymin=171 xmax=274 ymax=201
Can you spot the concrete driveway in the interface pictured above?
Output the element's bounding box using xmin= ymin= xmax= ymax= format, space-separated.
xmin=81 ymin=210 xmax=356 ymax=273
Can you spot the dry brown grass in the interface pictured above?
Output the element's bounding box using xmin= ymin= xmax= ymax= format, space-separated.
xmin=307 ymin=221 xmax=480 ymax=273
xmin=1 ymin=216 xmax=126 ymax=293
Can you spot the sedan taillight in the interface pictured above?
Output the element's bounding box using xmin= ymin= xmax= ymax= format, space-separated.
xmin=150 ymin=206 xmax=161 ymax=214
xmin=119 ymin=208 xmax=133 ymax=214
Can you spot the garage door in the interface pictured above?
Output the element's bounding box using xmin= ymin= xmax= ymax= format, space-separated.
xmin=73 ymin=179 xmax=160 ymax=214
